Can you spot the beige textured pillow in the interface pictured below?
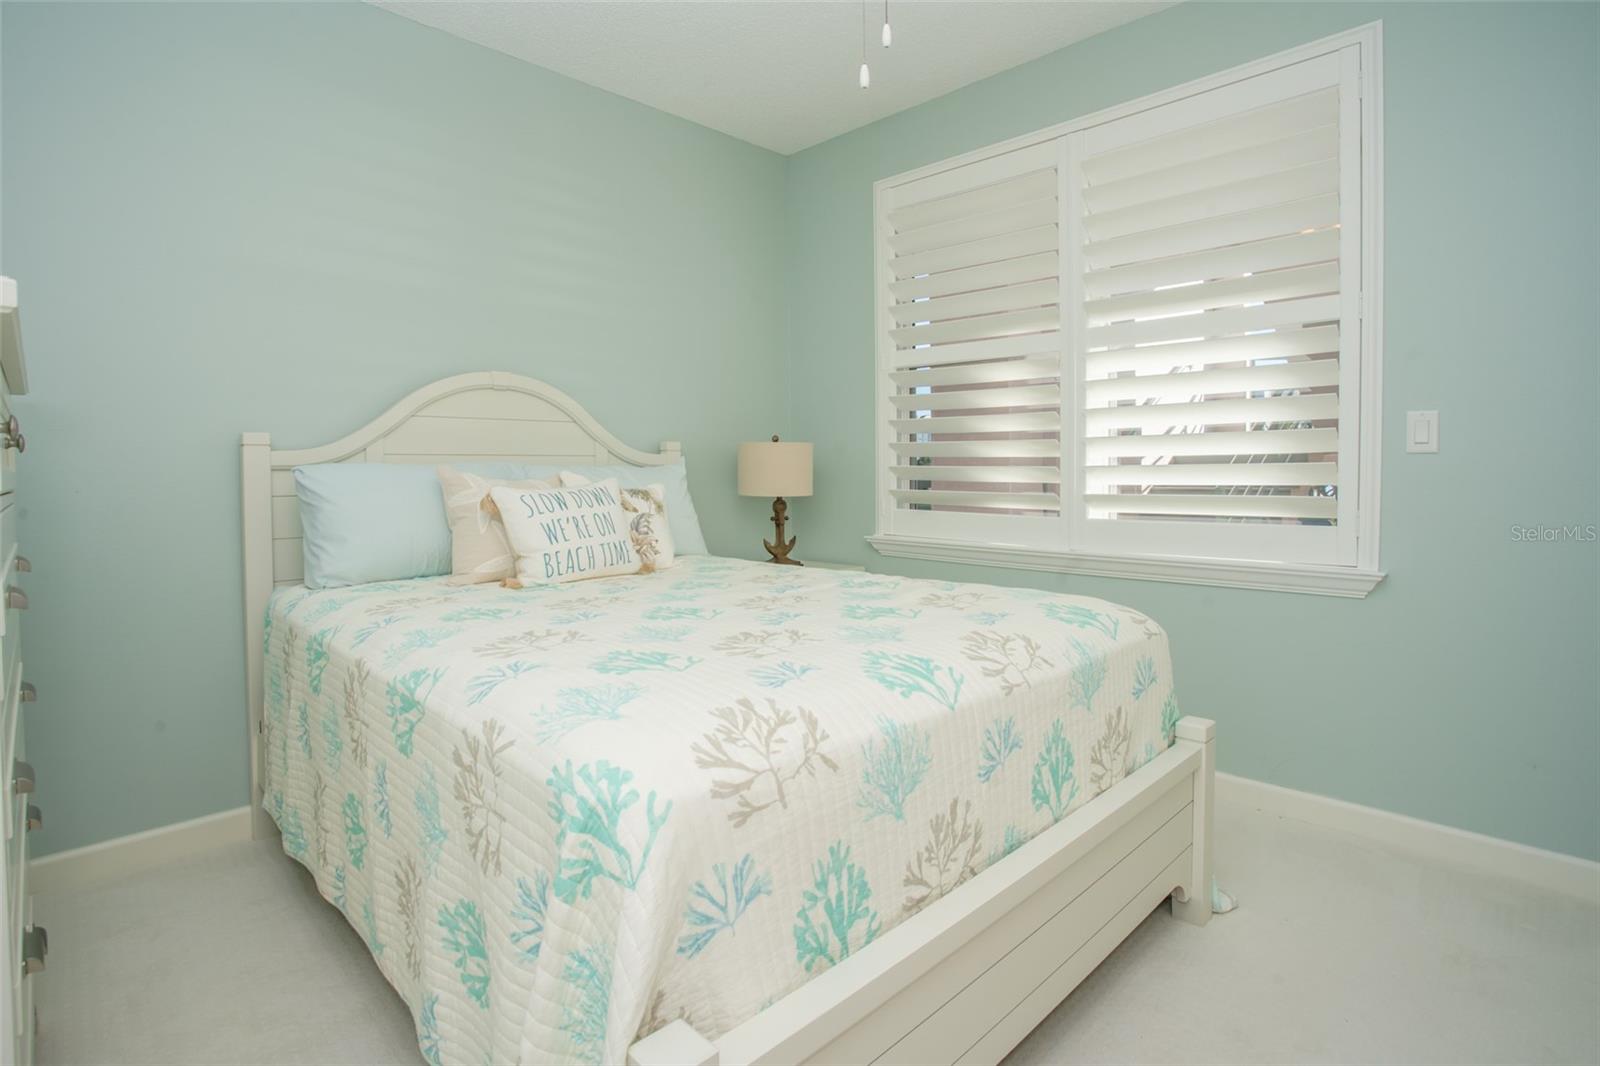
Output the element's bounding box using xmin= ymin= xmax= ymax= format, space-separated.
xmin=560 ymin=471 xmax=676 ymax=572
xmin=436 ymin=467 xmax=553 ymax=585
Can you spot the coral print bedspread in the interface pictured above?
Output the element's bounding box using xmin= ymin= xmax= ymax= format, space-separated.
xmin=262 ymin=556 xmax=1179 ymax=1065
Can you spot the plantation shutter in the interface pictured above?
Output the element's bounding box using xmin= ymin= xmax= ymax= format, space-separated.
xmin=1069 ymin=50 xmax=1362 ymax=565
xmin=879 ymin=140 xmax=1067 ymax=545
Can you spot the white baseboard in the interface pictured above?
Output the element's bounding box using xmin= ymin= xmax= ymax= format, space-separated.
xmin=27 ymin=781 xmax=1600 ymax=904
xmin=29 ymin=805 xmax=253 ymax=897
xmin=1218 ymin=773 xmax=1600 ymax=902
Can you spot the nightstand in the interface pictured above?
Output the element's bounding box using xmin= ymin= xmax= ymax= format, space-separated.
xmin=800 ymin=560 xmax=866 ymax=572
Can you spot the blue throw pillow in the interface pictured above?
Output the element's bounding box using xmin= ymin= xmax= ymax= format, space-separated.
xmin=294 ymin=461 xmax=532 ymax=588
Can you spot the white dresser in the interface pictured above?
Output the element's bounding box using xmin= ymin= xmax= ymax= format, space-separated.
xmin=0 ymin=277 xmax=39 ymax=1066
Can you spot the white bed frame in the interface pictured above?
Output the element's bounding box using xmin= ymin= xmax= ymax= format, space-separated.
xmin=240 ymin=372 xmax=1215 ymax=1066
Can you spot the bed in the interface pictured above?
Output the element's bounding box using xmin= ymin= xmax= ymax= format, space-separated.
xmin=241 ymin=372 xmax=1214 ymax=1066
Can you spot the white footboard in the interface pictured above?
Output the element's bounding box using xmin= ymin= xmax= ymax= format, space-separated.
xmin=629 ymin=716 xmax=1216 ymax=1066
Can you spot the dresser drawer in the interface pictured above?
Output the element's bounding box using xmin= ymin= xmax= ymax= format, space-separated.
xmin=0 ymin=494 xmax=13 ymax=546
xmin=3 ymin=671 xmax=21 ymax=850
xmin=7 ymin=723 xmax=24 ymax=948
xmin=0 ymin=633 xmax=18 ymax=743
xmin=1 ymin=622 xmax=19 ymax=733
xmin=0 ymin=492 xmax=15 ymax=601
xmin=4 ymin=669 xmax=22 ymax=857
xmin=11 ymin=837 xmax=29 ymax=1066
xmin=1 ymin=498 xmax=22 ymax=728
xmin=1 ymin=493 xmax=22 ymax=857
xmin=0 ymin=628 xmax=19 ymax=815
xmin=9 ymin=742 xmax=32 ymax=1066
xmin=0 ymin=493 xmax=18 ymax=646
xmin=0 ymin=386 xmax=15 ymax=500
xmin=9 ymin=725 xmax=26 ymax=981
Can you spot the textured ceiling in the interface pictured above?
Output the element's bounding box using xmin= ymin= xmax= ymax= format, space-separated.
xmin=372 ymin=1 xmax=1174 ymax=154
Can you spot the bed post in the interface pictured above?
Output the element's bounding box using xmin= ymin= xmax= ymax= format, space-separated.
xmin=241 ymin=431 xmax=276 ymax=841
xmin=1170 ymin=716 xmax=1215 ymax=926
xmin=627 ymin=1020 xmax=719 ymax=1066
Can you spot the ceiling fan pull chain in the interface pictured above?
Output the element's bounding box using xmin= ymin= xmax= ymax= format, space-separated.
xmin=859 ymin=0 xmax=871 ymax=88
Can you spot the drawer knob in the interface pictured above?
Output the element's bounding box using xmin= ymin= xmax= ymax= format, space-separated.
xmin=21 ymin=926 xmax=46 ymax=974
xmin=13 ymin=759 xmax=35 ymax=795
xmin=19 ymin=681 xmax=35 ymax=703
xmin=6 ymin=585 xmax=27 ymax=609
xmin=2 ymin=414 xmax=21 ymax=454
xmin=13 ymin=556 xmax=29 ymax=573
xmin=25 ymin=804 xmax=41 ymax=831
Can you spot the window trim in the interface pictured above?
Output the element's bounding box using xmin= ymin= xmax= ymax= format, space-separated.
xmin=869 ymin=22 xmax=1385 ymax=598
xmin=866 ymin=533 xmax=1385 ymax=597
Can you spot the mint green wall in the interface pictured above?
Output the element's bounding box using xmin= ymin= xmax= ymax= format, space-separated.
xmin=1 ymin=1 xmax=786 ymax=855
xmin=783 ymin=2 xmax=1600 ymax=859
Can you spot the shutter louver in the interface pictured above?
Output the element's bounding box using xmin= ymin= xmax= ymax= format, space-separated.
xmin=885 ymin=153 xmax=1063 ymax=517
xmin=1076 ymin=83 xmax=1347 ymax=529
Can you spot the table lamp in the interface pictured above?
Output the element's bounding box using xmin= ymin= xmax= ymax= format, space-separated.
xmin=738 ymin=435 xmax=813 ymax=565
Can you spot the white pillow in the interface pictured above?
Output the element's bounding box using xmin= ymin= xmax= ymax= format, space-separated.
xmin=560 ymin=471 xmax=676 ymax=572
xmin=488 ymin=478 xmax=640 ymax=586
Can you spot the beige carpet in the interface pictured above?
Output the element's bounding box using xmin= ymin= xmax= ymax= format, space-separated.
xmin=32 ymin=794 xmax=1600 ymax=1065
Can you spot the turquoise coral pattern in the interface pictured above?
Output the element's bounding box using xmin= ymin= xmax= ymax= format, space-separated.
xmin=794 ymin=841 xmax=881 ymax=972
xmin=261 ymin=555 xmax=1176 ymax=1065
xmin=677 ymin=854 xmax=773 ymax=958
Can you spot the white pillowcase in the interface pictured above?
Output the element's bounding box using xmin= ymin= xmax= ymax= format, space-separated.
xmin=488 ymin=478 xmax=640 ymax=585
xmin=560 ymin=471 xmax=676 ymax=572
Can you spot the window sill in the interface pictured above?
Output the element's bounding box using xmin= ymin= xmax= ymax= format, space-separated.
xmin=866 ymin=533 xmax=1385 ymax=598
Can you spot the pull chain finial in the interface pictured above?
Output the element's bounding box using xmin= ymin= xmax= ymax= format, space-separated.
xmin=859 ymin=0 xmax=871 ymax=88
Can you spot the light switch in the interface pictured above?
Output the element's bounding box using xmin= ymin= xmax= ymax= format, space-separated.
xmin=1406 ymin=410 xmax=1439 ymax=453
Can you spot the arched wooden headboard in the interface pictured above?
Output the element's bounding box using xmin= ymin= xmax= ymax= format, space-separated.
xmin=239 ymin=371 xmax=682 ymax=837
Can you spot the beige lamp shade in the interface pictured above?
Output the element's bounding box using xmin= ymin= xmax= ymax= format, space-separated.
xmin=738 ymin=438 xmax=813 ymax=498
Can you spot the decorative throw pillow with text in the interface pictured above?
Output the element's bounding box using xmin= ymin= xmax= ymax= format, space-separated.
xmin=488 ymin=478 xmax=640 ymax=585
xmin=560 ymin=471 xmax=676 ymax=572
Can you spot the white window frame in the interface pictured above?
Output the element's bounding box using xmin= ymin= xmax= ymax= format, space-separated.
xmin=868 ymin=22 xmax=1385 ymax=598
